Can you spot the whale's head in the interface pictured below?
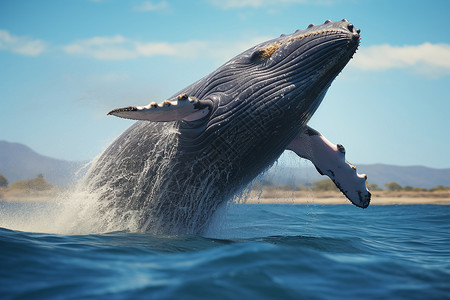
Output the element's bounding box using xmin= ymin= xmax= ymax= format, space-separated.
xmin=215 ymin=19 xmax=360 ymax=123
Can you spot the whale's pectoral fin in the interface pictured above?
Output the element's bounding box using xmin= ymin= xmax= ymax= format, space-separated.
xmin=287 ymin=126 xmax=371 ymax=208
xmin=107 ymin=94 xmax=211 ymax=122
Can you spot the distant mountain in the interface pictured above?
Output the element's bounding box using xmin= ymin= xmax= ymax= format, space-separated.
xmin=1 ymin=140 xmax=449 ymax=189
xmin=0 ymin=141 xmax=85 ymax=187
xmin=262 ymin=162 xmax=450 ymax=189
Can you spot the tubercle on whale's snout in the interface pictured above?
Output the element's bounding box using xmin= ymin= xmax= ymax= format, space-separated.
xmin=253 ymin=19 xmax=360 ymax=64
xmin=281 ymin=19 xmax=360 ymax=40
xmin=260 ymin=19 xmax=360 ymax=65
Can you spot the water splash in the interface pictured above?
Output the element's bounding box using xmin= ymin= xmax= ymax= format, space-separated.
xmin=0 ymin=121 xmax=232 ymax=234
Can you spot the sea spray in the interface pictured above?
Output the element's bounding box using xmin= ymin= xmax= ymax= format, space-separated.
xmin=78 ymin=121 xmax=246 ymax=234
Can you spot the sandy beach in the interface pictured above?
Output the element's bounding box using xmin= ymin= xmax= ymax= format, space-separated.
xmin=0 ymin=189 xmax=61 ymax=203
xmin=247 ymin=196 xmax=450 ymax=205
xmin=1 ymin=188 xmax=449 ymax=205
xmin=245 ymin=190 xmax=450 ymax=205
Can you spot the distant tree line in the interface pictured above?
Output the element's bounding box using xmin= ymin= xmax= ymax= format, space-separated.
xmin=382 ymin=182 xmax=449 ymax=192
xmin=0 ymin=172 xmax=448 ymax=193
xmin=253 ymin=178 xmax=450 ymax=192
xmin=0 ymin=173 xmax=54 ymax=191
xmin=253 ymin=179 xmax=339 ymax=192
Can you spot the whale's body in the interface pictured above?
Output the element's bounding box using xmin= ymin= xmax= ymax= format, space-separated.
xmin=85 ymin=19 xmax=370 ymax=234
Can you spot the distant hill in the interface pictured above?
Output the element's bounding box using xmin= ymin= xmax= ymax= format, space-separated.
xmin=0 ymin=141 xmax=85 ymax=188
xmin=1 ymin=140 xmax=449 ymax=189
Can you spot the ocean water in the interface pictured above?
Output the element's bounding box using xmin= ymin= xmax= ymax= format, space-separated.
xmin=0 ymin=202 xmax=449 ymax=299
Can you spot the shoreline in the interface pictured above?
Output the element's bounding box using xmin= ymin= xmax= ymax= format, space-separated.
xmin=245 ymin=197 xmax=450 ymax=205
xmin=244 ymin=190 xmax=450 ymax=205
xmin=1 ymin=190 xmax=449 ymax=205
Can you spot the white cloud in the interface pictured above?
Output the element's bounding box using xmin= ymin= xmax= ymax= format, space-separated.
xmin=0 ymin=30 xmax=47 ymax=56
xmin=207 ymin=0 xmax=333 ymax=9
xmin=352 ymin=43 xmax=450 ymax=77
xmin=133 ymin=1 xmax=169 ymax=11
xmin=63 ymin=35 xmax=138 ymax=60
xmin=135 ymin=41 xmax=180 ymax=56
xmin=63 ymin=36 xmax=198 ymax=60
xmin=62 ymin=34 xmax=269 ymax=62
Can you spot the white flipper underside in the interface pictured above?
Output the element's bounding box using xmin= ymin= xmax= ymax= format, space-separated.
xmin=107 ymin=94 xmax=210 ymax=122
xmin=287 ymin=126 xmax=371 ymax=208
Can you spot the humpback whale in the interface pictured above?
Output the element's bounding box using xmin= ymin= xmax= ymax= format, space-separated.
xmin=84 ymin=19 xmax=370 ymax=234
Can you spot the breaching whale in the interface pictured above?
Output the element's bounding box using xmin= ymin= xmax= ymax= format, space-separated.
xmin=85 ymin=19 xmax=370 ymax=234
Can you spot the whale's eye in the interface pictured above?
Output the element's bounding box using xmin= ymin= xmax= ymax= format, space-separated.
xmin=251 ymin=43 xmax=281 ymax=61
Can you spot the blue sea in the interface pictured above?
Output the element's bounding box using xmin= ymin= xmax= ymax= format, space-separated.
xmin=1 ymin=203 xmax=449 ymax=299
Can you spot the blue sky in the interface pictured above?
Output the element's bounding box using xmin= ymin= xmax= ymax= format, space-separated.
xmin=1 ymin=0 xmax=449 ymax=168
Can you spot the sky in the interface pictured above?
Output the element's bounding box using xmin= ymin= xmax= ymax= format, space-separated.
xmin=1 ymin=0 xmax=449 ymax=168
